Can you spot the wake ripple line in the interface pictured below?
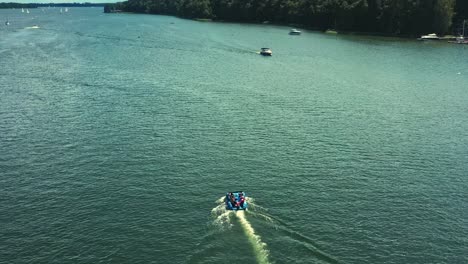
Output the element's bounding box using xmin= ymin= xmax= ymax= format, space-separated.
xmin=248 ymin=211 xmax=340 ymax=264
xmin=236 ymin=210 xmax=270 ymax=264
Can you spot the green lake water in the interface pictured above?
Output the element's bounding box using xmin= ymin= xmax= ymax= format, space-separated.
xmin=1 ymin=7 xmax=467 ymax=264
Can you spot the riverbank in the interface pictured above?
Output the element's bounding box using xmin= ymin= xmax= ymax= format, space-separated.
xmin=103 ymin=8 xmax=460 ymax=41
xmin=103 ymin=0 xmax=467 ymax=38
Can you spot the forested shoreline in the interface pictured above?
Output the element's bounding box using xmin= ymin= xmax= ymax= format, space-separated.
xmin=106 ymin=0 xmax=468 ymax=36
xmin=0 ymin=3 xmax=105 ymax=8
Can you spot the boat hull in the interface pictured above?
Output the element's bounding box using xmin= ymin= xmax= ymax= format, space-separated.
xmin=225 ymin=191 xmax=248 ymax=210
xmin=448 ymin=40 xmax=468 ymax=44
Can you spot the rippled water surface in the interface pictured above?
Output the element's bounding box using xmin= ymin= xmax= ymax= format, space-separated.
xmin=1 ymin=8 xmax=468 ymax=264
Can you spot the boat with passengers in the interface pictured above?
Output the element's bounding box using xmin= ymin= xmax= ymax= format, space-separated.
xmin=259 ymin=48 xmax=272 ymax=56
xmin=225 ymin=191 xmax=248 ymax=210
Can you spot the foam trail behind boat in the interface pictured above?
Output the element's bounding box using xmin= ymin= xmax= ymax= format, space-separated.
xmin=211 ymin=197 xmax=234 ymax=230
xmin=236 ymin=210 xmax=270 ymax=264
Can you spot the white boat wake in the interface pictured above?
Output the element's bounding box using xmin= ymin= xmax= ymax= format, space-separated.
xmin=211 ymin=196 xmax=270 ymax=264
xmin=236 ymin=210 xmax=270 ymax=264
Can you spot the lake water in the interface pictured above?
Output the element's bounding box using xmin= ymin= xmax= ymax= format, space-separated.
xmin=1 ymin=7 xmax=467 ymax=264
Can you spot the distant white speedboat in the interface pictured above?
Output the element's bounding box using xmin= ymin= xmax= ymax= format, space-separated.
xmin=25 ymin=25 xmax=40 ymax=29
xmin=260 ymin=48 xmax=272 ymax=56
xmin=289 ymin=29 xmax=301 ymax=35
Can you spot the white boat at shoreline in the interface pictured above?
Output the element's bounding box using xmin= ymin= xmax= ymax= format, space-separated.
xmin=449 ymin=19 xmax=468 ymax=44
xmin=449 ymin=37 xmax=468 ymax=44
xmin=418 ymin=33 xmax=439 ymax=41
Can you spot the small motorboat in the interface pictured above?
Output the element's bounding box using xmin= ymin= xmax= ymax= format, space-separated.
xmin=260 ymin=48 xmax=272 ymax=56
xmin=289 ymin=28 xmax=301 ymax=35
xmin=448 ymin=36 xmax=468 ymax=44
xmin=25 ymin=25 xmax=40 ymax=29
xmin=418 ymin=33 xmax=440 ymax=41
xmin=449 ymin=20 xmax=468 ymax=44
xmin=225 ymin=191 xmax=248 ymax=210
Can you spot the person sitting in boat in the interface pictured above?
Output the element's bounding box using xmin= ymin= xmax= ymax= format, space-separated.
xmin=229 ymin=193 xmax=236 ymax=206
xmin=239 ymin=196 xmax=245 ymax=207
xmin=237 ymin=193 xmax=245 ymax=208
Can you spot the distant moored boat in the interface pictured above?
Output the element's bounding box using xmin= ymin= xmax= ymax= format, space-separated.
xmin=418 ymin=33 xmax=439 ymax=41
xmin=449 ymin=19 xmax=468 ymax=45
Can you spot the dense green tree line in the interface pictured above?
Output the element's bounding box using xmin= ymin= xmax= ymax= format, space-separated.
xmin=0 ymin=3 xmax=105 ymax=9
xmin=453 ymin=0 xmax=468 ymax=34
xmin=107 ymin=0 xmax=468 ymax=35
xmin=0 ymin=3 xmax=39 ymax=8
